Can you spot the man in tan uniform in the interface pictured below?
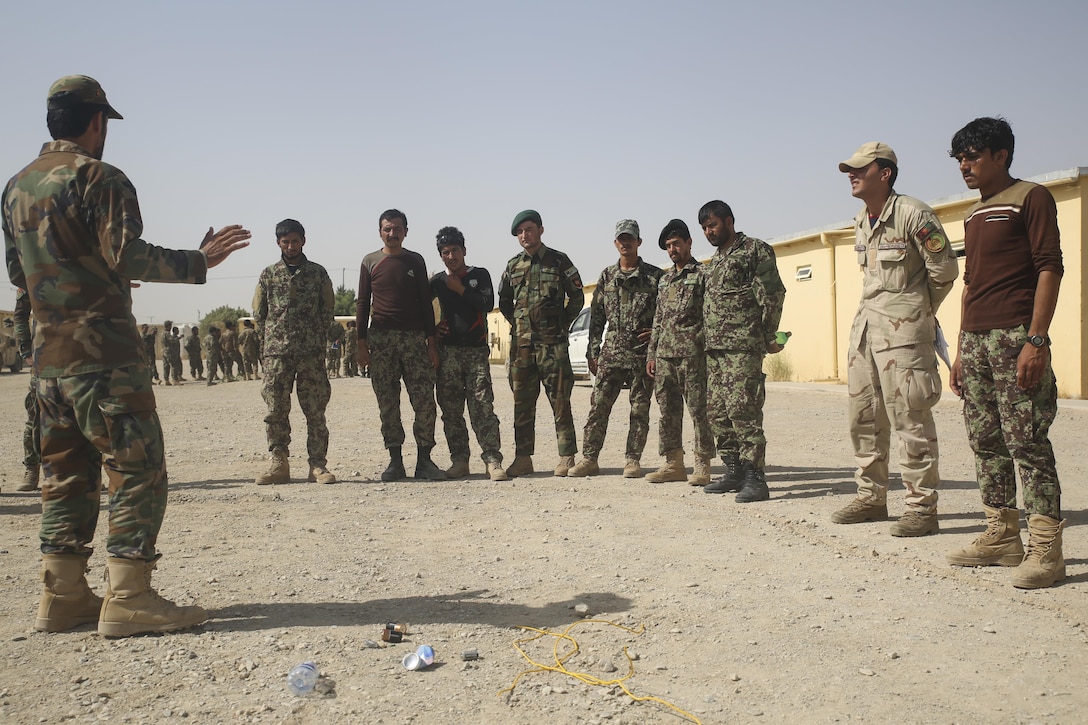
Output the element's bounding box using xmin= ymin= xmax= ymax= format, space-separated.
xmin=833 ymin=142 xmax=959 ymax=537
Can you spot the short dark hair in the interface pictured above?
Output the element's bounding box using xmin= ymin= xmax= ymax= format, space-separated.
xmin=191 ymin=326 xmax=198 ymax=333
xmin=243 ymin=319 xmax=254 ymax=328
xmin=698 ymin=200 xmax=734 ymax=226
xmin=950 ymin=117 xmax=1015 ymax=169
xmin=379 ymin=209 xmax=408 ymax=229
xmin=876 ymin=158 xmax=899 ymax=188
xmin=658 ymin=219 xmax=691 ymax=249
xmin=276 ymin=219 xmax=306 ymax=240
xmin=46 ymin=98 xmax=104 ymax=140
xmin=436 ymin=226 xmax=465 ymax=250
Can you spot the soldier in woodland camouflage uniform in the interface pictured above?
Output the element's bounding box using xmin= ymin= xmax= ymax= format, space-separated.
xmin=185 ymin=326 xmax=204 ymax=380
xmin=326 ymin=320 xmax=344 ymax=378
xmin=946 ymin=117 xmax=1066 ymax=589
xmin=342 ymin=320 xmax=359 ymax=377
xmin=253 ymin=218 xmax=337 ymax=485
xmin=698 ymin=200 xmax=786 ymax=503
xmin=238 ymin=318 xmax=260 ymax=380
xmin=833 ymin=143 xmax=958 ymax=537
xmin=219 ymin=319 xmax=240 ymax=382
xmin=163 ymin=325 xmax=185 ymax=384
xmin=203 ymin=326 xmax=222 ymax=385
xmin=14 ymin=288 xmax=42 ymax=491
xmin=160 ymin=320 xmax=176 ymax=384
xmin=430 ymin=226 xmax=508 ymax=481
xmin=568 ymin=220 xmax=662 ymax=479
xmin=2 ymin=74 xmax=250 ymax=635
xmin=645 ymin=219 xmax=714 ymax=486
xmin=356 ymin=209 xmax=445 ymax=482
xmin=141 ymin=324 xmax=159 ymax=383
xmin=497 ymin=210 xmax=584 ymax=477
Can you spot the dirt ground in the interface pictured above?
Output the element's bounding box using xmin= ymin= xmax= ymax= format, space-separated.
xmin=0 ymin=368 xmax=1085 ymax=725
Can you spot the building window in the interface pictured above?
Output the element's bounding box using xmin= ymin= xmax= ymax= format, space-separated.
xmin=795 ymin=265 xmax=813 ymax=282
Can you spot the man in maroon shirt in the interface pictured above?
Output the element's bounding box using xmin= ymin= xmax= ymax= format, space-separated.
xmin=356 ymin=209 xmax=444 ymax=482
xmin=946 ymin=117 xmax=1065 ymax=589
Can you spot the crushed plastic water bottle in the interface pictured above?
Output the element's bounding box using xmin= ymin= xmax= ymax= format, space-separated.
xmin=286 ymin=661 xmax=319 ymax=696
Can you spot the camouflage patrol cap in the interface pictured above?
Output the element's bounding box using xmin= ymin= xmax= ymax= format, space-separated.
xmin=47 ymin=75 xmax=123 ymax=120
xmin=839 ymin=142 xmax=896 ymax=172
xmin=614 ymin=219 xmax=640 ymax=239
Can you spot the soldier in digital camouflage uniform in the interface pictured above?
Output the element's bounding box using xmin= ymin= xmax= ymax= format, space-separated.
xmin=2 ymin=74 xmax=250 ymax=635
xmin=645 ymin=219 xmax=714 ymax=486
xmin=238 ymin=318 xmax=260 ymax=380
xmin=326 ymin=320 xmax=344 ymax=378
xmin=568 ymin=220 xmax=662 ymax=479
xmin=698 ymin=200 xmax=786 ymax=503
xmin=497 ymin=210 xmax=585 ymax=477
xmin=342 ymin=320 xmax=359 ymax=377
xmin=430 ymin=226 xmax=508 ymax=481
xmin=946 ymin=117 xmax=1066 ymax=589
xmin=160 ymin=320 xmax=175 ymax=384
xmin=219 ymin=319 xmax=240 ymax=382
xmin=14 ymin=288 xmax=42 ymax=491
xmin=203 ymin=326 xmax=222 ymax=385
xmin=356 ymin=209 xmax=445 ymax=482
xmin=140 ymin=324 xmax=159 ymax=383
xmin=832 ymin=142 xmax=958 ymax=537
xmin=163 ymin=324 xmax=185 ymax=385
xmin=253 ymin=218 xmax=337 ymax=485
xmin=185 ymin=325 xmax=204 ymax=380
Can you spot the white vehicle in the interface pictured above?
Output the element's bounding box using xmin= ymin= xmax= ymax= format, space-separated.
xmin=567 ymin=307 xmax=592 ymax=379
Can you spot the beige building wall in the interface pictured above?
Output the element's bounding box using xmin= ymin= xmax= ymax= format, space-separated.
xmin=773 ymin=168 xmax=1087 ymax=397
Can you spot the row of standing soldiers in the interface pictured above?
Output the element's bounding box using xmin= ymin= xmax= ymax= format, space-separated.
xmin=140 ymin=319 xmax=262 ymax=386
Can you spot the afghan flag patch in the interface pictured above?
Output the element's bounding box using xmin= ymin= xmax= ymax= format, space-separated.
xmin=916 ymin=221 xmax=947 ymax=253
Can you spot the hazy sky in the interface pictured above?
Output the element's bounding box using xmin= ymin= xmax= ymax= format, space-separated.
xmin=3 ymin=0 xmax=1087 ymax=324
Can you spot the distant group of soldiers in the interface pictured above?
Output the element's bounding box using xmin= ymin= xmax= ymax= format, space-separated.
xmin=137 ymin=318 xmax=263 ymax=386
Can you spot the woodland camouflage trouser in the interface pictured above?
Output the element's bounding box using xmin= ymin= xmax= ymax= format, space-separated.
xmin=508 ymin=343 xmax=577 ymax=457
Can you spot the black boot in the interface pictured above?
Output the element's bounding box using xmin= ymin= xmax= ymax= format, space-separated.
xmin=704 ymin=456 xmax=743 ymax=494
xmin=414 ymin=446 xmax=446 ymax=481
xmin=382 ymin=446 xmax=406 ymax=482
xmin=735 ymin=465 xmax=769 ymax=503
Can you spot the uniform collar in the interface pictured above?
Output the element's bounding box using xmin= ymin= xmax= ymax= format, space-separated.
xmin=39 ymin=139 xmax=95 ymax=158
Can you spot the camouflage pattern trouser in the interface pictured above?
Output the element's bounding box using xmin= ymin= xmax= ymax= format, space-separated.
xmin=437 ymin=345 xmax=503 ymax=464
xmin=224 ymin=351 xmax=242 ymax=379
xmin=169 ymin=350 xmax=183 ymax=381
xmin=508 ymin=343 xmax=577 ymax=457
xmin=326 ymin=345 xmax=340 ymax=377
xmin=342 ymin=349 xmax=358 ymax=377
xmin=36 ymin=363 xmax=166 ymax=560
xmin=960 ymin=327 xmax=1060 ymax=518
xmin=654 ymin=355 xmax=713 ymax=459
xmin=24 ymin=372 xmax=41 ymax=467
xmin=162 ymin=354 xmax=173 ymax=382
xmin=582 ymin=362 xmax=652 ymax=460
xmin=206 ymin=352 xmax=221 ymax=383
xmin=242 ymin=350 xmax=259 ymax=379
xmin=369 ymin=328 xmax=437 ymax=450
xmin=189 ymin=352 xmax=204 ymax=379
xmin=706 ymin=349 xmax=767 ymax=469
xmin=848 ymin=338 xmax=942 ymax=513
xmin=261 ymin=354 xmax=331 ymax=466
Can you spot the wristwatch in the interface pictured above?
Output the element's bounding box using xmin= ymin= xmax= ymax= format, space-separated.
xmin=1027 ymin=334 xmax=1050 ymax=348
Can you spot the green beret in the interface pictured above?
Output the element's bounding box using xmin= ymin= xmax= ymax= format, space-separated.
xmin=510 ymin=209 xmax=542 ymax=236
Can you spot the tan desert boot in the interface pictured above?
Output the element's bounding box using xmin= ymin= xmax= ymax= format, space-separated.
xmin=553 ymin=455 xmax=576 ymax=477
xmin=255 ymin=448 xmax=290 ymax=485
xmin=307 ymin=465 xmax=337 ymax=484
xmin=646 ymin=449 xmax=687 ymax=483
xmin=34 ymin=554 xmax=103 ymax=632
xmin=1011 ymin=514 xmax=1066 ymax=589
xmin=947 ymin=505 xmax=1024 ymax=567
xmin=505 ymin=455 xmax=534 ymax=478
xmin=689 ymin=455 xmax=711 ymax=486
xmin=487 ymin=461 xmax=510 ymax=481
xmin=446 ymin=460 xmax=471 ymax=479
xmin=18 ymin=465 xmax=40 ymax=491
xmin=98 ymin=558 xmax=207 ymax=637
xmin=622 ymin=458 xmax=642 ymax=478
xmin=567 ymin=457 xmax=600 ymax=477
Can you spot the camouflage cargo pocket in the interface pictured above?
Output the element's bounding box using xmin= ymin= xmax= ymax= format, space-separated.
xmin=895 ymin=347 xmax=941 ymax=411
xmin=97 ymin=390 xmax=163 ymax=469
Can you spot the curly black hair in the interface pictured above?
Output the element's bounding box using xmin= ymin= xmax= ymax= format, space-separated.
xmin=950 ymin=117 xmax=1015 ymax=169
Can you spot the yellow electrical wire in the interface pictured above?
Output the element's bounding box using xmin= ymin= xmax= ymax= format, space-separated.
xmin=498 ymin=618 xmax=702 ymax=725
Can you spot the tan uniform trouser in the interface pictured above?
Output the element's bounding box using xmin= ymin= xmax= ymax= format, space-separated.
xmin=847 ymin=336 xmax=942 ymax=513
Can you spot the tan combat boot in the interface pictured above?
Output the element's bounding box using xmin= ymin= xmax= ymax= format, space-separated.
xmin=486 ymin=461 xmax=510 ymax=481
xmin=553 ymin=455 xmax=576 ymax=477
xmin=99 ymin=558 xmax=207 ymax=637
xmin=646 ymin=449 xmax=687 ymax=483
xmin=622 ymin=458 xmax=642 ymax=479
xmin=307 ymin=465 xmax=337 ymax=484
xmin=567 ymin=456 xmax=600 ymax=477
xmin=946 ymin=505 xmax=1024 ymax=567
xmin=18 ymin=465 xmax=40 ymax=492
xmin=505 ymin=455 xmax=534 ymax=478
xmin=1011 ymin=514 xmax=1065 ymax=589
xmin=689 ymin=455 xmax=711 ymax=486
xmin=446 ymin=460 xmax=471 ymax=479
xmin=34 ymin=554 xmax=103 ymax=632
xmin=255 ymin=448 xmax=290 ymax=485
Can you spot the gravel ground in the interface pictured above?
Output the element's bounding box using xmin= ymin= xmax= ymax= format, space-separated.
xmin=0 ymin=369 xmax=1085 ymax=724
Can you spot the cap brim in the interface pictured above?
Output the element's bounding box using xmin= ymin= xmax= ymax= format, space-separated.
xmin=838 ymin=156 xmax=870 ymax=172
xmin=105 ymin=104 xmax=123 ymax=120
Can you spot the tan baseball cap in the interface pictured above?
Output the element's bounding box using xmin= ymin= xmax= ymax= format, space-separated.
xmin=839 ymin=142 xmax=896 ymax=172
xmin=47 ymin=75 xmax=123 ymax=119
